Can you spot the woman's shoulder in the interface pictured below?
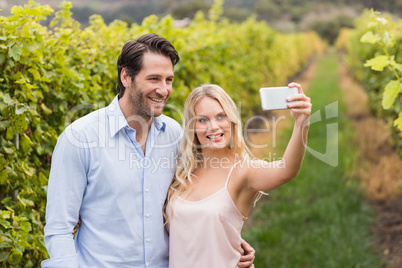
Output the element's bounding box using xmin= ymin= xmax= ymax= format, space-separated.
xmin=234 ymin=157 xmax=275 ymax=182
xmin=236 ymin=156 xmax=267 ymax=170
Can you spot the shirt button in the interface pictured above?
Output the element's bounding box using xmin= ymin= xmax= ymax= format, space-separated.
xmin=146 ymin=238 xmax=151 ymax=242
xmin=145 ymin=188 xmax=149 ymax=193
xmin=146 ymin=213 xmax=151 ymax=218
xmin=146 ymin=262 xmax=150 ymax=266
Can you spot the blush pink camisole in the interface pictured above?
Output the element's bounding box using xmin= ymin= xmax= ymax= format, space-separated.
xmin=166 ymin=161 xmax=247 ymax=268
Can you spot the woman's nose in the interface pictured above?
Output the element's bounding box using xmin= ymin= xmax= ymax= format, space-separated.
xmin=208 ymin=119 xmax=219 ymax=131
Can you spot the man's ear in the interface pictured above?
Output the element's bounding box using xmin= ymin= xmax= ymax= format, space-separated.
xmin=121 ymin=68 xmax=130 ymax=88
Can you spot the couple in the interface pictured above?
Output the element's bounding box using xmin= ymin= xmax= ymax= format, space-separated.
xmin=42 ymin=33 xmax=311 ymax=267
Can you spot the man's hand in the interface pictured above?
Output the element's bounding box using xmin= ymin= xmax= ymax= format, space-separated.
xmin=238 ymin=239 xmax=256 ymax=268
xmin=73 ymin=215 xmax=82 ymax=234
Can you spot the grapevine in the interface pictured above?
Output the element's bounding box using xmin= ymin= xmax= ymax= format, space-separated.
xmin=340 ymin=9 xmax=402 ymax=154
xmin=360 ymin=10 xmax=402 ymax=130
xmin=0 ymin=1 xmax=325 ymax=266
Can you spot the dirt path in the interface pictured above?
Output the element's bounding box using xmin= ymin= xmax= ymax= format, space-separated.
xmin=338 ymin=56 xmax=402 ymax=268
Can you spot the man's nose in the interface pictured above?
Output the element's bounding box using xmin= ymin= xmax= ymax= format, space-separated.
xmin=155 ymin=82 xmax=170 ymax=97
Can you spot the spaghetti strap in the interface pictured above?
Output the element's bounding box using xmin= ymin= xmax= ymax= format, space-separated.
xmin=224 ymin=160 xmax=241 ymax=187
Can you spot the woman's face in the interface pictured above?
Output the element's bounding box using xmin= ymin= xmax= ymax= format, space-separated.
xmin=193 ymin=97 xmax=232 ymax=150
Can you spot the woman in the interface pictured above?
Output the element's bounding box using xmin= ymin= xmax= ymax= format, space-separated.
xmin=165 ymin=83 xmax=311 ymax=267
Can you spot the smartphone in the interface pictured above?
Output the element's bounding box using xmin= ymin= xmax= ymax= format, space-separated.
xmin=259 ymin=86 xmax=299 ymax=111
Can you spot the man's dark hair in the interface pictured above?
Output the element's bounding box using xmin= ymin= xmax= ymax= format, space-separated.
xmin=116 ymin=33 xmax=180 ymax=98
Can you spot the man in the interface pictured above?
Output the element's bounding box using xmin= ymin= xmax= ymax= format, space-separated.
xmin=42 ymin=33 xmax=255 ymax=267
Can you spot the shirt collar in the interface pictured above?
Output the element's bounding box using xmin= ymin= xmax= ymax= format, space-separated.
xmin=153 ymin=115 xmax=166 ymax=132
xmin=107 ymin=95 xmax=166 ymax=138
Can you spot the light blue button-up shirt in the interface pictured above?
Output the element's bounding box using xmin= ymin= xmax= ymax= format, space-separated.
xmin=42 ymin=96 xmax=183 ymax=268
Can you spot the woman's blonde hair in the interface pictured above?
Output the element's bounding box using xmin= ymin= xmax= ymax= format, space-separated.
xmin=164 ymin=84 xmax=262 ymax=224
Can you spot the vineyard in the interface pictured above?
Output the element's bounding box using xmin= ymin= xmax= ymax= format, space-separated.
xmin=0 ymin=1 xmax=326 ymax=266
xmin=0 ymin=0 xmax=401 ymax=267
xmin=336 ymin=9 xmax=402 ymax=155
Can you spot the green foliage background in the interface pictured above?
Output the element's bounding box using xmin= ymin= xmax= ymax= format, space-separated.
xmin=0 ymin=0 xmax=325 ymax=266
xmin=336 ymin=10 xmax=402 ymax=154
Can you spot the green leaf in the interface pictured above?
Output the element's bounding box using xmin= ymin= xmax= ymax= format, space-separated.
xmin=8 ymin=45 xmax=22 ymax=61
xmin=0 ymin=251 xmax=10 ymax=262
xmin=6 ymin=127 xmax=14 ymax=140
xmin=38 ymin=172 xmax=48 ymax=186
xmin=14 ymin=243 xmax=27 ymax=256
xmin=25 ymin=260 xmax=34 ymax=268
xmin=6 ymin=41 xmax=15 ymax=48
xmin=0 ymin=242 xmax=11 ymax=249
xmin=13 ymin=114 xmax=28 ymax=132
xmin=20 ymin=133 xmax=34 ymax=153
xmin=364 ymin=55 xmax=389 ymax=71
xmin=40 ymin=103 xmax=52 ymax=115
xmin=14 ymin=78 xmax=27 ymax=84
xmin=2 ymin=146 xmax=14 ymax=155
xmin=15 ymin=106 xmax=28 ymax=115
xmin=20 ymin=221 xmax=32 ymax=233
xmin=0 ymin=120 xmax=11 ymax=130
xmin=383 ymin=31 xmax=395 ymax=48
xmin=360 ymin=31 xmax=379 ymax=44
xmin=0 ymin=99 xmax=7 ymax=110
xmin=0 ymin=219 xmax=11 ymax=229
xmin=40 ymin=76 xmax=51 ymax=83
xmin=0 ymin=54 xmax=6 ymax=65
xmin=394 ymin=63 xmax=402 ymax=73
xmin=0 ymin=153 xmax=6 ymax=169
xmin=1 ymin=93 xmax=16 ymax=105
xmin=0 ymin=210 xmax=11 ymax=219
xmin=0 ymin=170 xmax=8 ymax=184
xmin=5 ymin=166 xmax=18 ymax=178
xmin=394 ymin=112 xmax=402 ymax=131
xmin=23 ymin=41 xmax=40 ymax=53
xmin=8 ymin=248 xmax=23 ymax=264
xmin=26 ymin=83 xmax=38 ymax=90
xmin=24 ymin=7 xmax=42 ymax=17
xmin=22 ymin=162 xmax=35 ymax=177
xmin=28 ymin=68 xmax=41 ymax=80
xmin=382 ymin=80 xmax=401 ymax=109
xmin=60 ymin=33 xmax=70 ymax=43
xmin=367 ymin=21 xmax=377 ymax=28
xmin=14 ymin=215 xmax=27 ymax=222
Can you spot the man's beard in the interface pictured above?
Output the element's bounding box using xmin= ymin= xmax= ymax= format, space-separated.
xmin=128 ymin=85 xmax=166 ymax=120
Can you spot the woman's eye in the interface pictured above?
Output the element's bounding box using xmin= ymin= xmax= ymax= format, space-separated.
xmin=199 ymin=118 xmax=208 ymax=123
xmin=217 ymin=115 xmax=227 ymax=120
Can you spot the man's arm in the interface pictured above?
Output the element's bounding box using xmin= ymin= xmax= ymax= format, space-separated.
xmin=42 ymin=129 xmax=88 ymax=267
xmin=238 ymin=239 xmax=256 ymax=268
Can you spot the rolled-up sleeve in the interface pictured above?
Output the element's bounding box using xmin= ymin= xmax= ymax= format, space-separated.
xmin=42 ymin=127 xmax=88 ymax=268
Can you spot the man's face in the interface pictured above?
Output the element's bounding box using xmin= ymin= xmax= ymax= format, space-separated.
xmin=123 ymin=52 xmax=174 ymax=119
